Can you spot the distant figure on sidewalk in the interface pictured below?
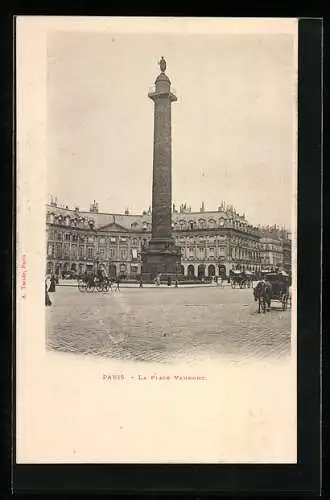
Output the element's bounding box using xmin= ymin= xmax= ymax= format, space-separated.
xmin=48 ymin=274 xmax=56 ymax=292
xmin=139 ymin=277 xmax=143 ymax=288
xmin=45 ymin=280 xmax=52 ymax=306
xmin=115 ymin=277 xmax=121 ymax=292
xmin=174 ymin=279 xmax=178 ymax=288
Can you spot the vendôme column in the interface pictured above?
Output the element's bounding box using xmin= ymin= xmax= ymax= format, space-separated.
xmin=141 ymin=57 xmax=182 ymax=282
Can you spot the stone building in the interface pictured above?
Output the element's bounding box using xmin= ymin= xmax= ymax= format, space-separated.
xmin=45 ymin=199 xmax=291 ymax=279
xmin=259 ymin=226 xmax=292 ymax=272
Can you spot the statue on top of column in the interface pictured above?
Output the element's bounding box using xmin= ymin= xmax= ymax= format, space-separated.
xmin=159 ymin=56 xmax=166 ymax=73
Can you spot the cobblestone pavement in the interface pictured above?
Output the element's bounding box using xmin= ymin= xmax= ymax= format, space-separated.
xmin=46 ymin=285 xmax=292 ymax=364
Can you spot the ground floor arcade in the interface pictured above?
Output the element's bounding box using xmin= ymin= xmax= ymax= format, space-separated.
xmin=46 ymin=259 xmax=262 ymax=279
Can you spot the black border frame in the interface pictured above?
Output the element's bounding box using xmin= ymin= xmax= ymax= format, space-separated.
xmin=8 ymin=17 xmax=322 ymax=495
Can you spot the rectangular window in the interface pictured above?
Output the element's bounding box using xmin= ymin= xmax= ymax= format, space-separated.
xmin=71 ymin=245 xmax=77 ymax=259
xmin=56 ymin=243 xmax=62 ymax=258
xmin=65 ymin=233 xmax=71 ymax=241
xmin=109 ymin=247 xmax=116 ymax=258
xmin=63 ymin=243 xmax=70 ymax=257
xmin=87 ymin=247 xmax=93 ymax=259
xmin=132 ymin=249 xmax=138 ymax=260
xmin=79 ymin=246 xmax=84 ymax=258
xmin=121 ymin=249 xmax=127 ymax=260
xmin=99 ymin=237 xmax=105 ymax=245
xmin=99 ymin=248 xmax=105 ymax=256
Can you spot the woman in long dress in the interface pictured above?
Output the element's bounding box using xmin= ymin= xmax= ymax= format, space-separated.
xmin=48 ymin=274 xmax=56 ymax=292
xmin=45 ymin=280 xmax=52 ymax=306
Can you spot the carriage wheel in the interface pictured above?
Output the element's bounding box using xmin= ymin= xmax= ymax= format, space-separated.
xmin=96 ymin=282 xmax=103 ymax=292
xmin=78 ymin=280 xmax=87 ymax=293
xmin=87 ymin=282 xmax=95 ymax=293
xmin=102 ymin=283 xmax=110 ymax=293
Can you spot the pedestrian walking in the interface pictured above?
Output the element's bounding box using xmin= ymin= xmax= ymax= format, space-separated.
xmin=174 ymin=279 xmax=178 ymax=288
xmin=45 ymin=280 xmax=52 ymax=306
xmin=139 ymin=277 xmax=143 ymax=288
xmin=115 ymin=277 xmax=120 ymax=292
xmin=48 ymin=274 xmax=56 ymax=292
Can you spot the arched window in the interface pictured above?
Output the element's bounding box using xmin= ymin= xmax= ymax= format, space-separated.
xmin=208 ymin=264 xmax=215 ymax=276
xmin=198 ymin=264 xmax=205 ymax=278
xmin=187 ymin=264 xmax=195 ymax=277
xmin=208 ymin=219 xmax=216 ymax=229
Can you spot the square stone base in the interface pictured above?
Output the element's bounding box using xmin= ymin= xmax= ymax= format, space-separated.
xmin=141 ymin=239 xmax=182 ymax=282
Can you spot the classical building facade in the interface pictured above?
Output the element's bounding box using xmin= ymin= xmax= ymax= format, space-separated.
xmin=45 ymin=200 xmax=291 ymax=279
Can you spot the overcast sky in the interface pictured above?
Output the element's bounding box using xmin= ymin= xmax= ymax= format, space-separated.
xmin=47 ymin=28 xmax=296 ymax=228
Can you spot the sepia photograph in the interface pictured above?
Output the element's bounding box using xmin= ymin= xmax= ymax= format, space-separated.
xmin=16 ymin=17 xmax=298 ymax=464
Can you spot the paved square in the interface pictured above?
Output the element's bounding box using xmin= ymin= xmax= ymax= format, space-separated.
xmin=46 ymin=284 xmax=292 ymax=363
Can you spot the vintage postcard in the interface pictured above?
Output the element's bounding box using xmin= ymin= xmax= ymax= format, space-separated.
xmin=16 ymin=17 xmax=298 ymax=464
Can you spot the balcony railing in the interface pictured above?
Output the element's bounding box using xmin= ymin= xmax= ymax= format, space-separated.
xmin=148 ymin=86 xmax=177 ymax=95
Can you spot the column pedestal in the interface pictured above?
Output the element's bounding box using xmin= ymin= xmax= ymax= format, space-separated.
xmin=141 ymin=238 xmax=182 ymax=282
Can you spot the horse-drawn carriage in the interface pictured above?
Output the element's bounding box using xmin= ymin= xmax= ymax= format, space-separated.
xmin=253 ymin=271 xmax=291 ymax=313
xmin=77 ymin=272 xmax=111 ymax=293
xmin=230 ymin=270 xmax=253 ymax=289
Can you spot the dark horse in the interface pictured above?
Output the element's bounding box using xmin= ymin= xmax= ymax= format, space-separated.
xmin=253 ymin=281 xmax=272 ymax=313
